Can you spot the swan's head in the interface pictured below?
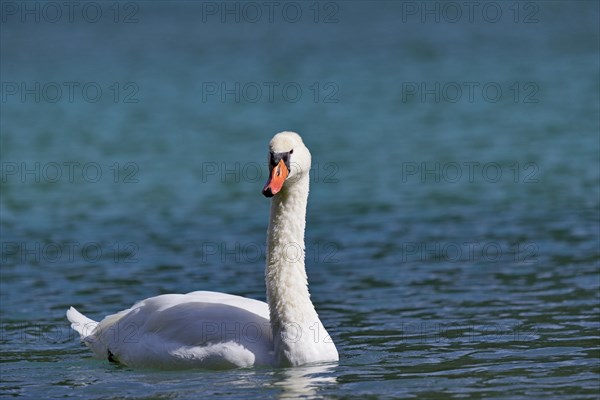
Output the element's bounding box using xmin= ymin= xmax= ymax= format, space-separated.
xmin=262 ymin=131 xmax=312 ymax=197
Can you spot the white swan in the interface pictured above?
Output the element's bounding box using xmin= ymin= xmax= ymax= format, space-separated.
xmin=67 ymin=131 xmax=339 ymax=369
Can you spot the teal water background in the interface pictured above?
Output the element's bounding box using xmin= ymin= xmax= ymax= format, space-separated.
xmin=1 ymin=1 xmax=599 ymax=398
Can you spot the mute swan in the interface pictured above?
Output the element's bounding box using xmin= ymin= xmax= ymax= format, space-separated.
xmin=67 ymin=131 xmax=339 ymax=369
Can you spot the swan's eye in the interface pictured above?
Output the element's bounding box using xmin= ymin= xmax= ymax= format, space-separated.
xmin=289 ymin=149 xmax=294 ymax=154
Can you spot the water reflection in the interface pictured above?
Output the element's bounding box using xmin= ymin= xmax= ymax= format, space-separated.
xmin=271 ymin=363 xmax=338 ymax=399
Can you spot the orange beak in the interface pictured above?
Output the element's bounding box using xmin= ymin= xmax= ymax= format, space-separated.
xmin=262 ymin=159 xmax=289 ymax=197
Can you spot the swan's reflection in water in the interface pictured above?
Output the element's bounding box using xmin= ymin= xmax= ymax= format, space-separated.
xmin=271 ymin=363 xmax=338 ymax=399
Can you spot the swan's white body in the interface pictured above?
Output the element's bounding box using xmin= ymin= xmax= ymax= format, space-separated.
xmin=67 ymin=132 xmax=339 ymax=369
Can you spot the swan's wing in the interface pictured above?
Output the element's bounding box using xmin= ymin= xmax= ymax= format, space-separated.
xmin=182 ymin=291 xmax=269 ymax=319
xmin=86 ymin=291 xmax=273 ymax=368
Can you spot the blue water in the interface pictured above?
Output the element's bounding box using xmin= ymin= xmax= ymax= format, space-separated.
xmin=1 ymin=1 xmax=599 ymax=398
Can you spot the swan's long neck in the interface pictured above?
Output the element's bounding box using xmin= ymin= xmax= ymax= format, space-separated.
xmin=265 ymin=174 xmax=322 ymax=365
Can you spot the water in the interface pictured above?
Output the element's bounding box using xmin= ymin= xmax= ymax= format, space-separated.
xmin=1 ymin=1 xmax=599 ymax=398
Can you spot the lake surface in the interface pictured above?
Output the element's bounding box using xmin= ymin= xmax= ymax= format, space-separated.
xmin=1 ymin=1 xmax=599 ymax=398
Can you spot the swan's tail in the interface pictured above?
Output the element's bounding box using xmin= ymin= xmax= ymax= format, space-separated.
xmin=66 ymin=307 xmax=98 ymax=339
